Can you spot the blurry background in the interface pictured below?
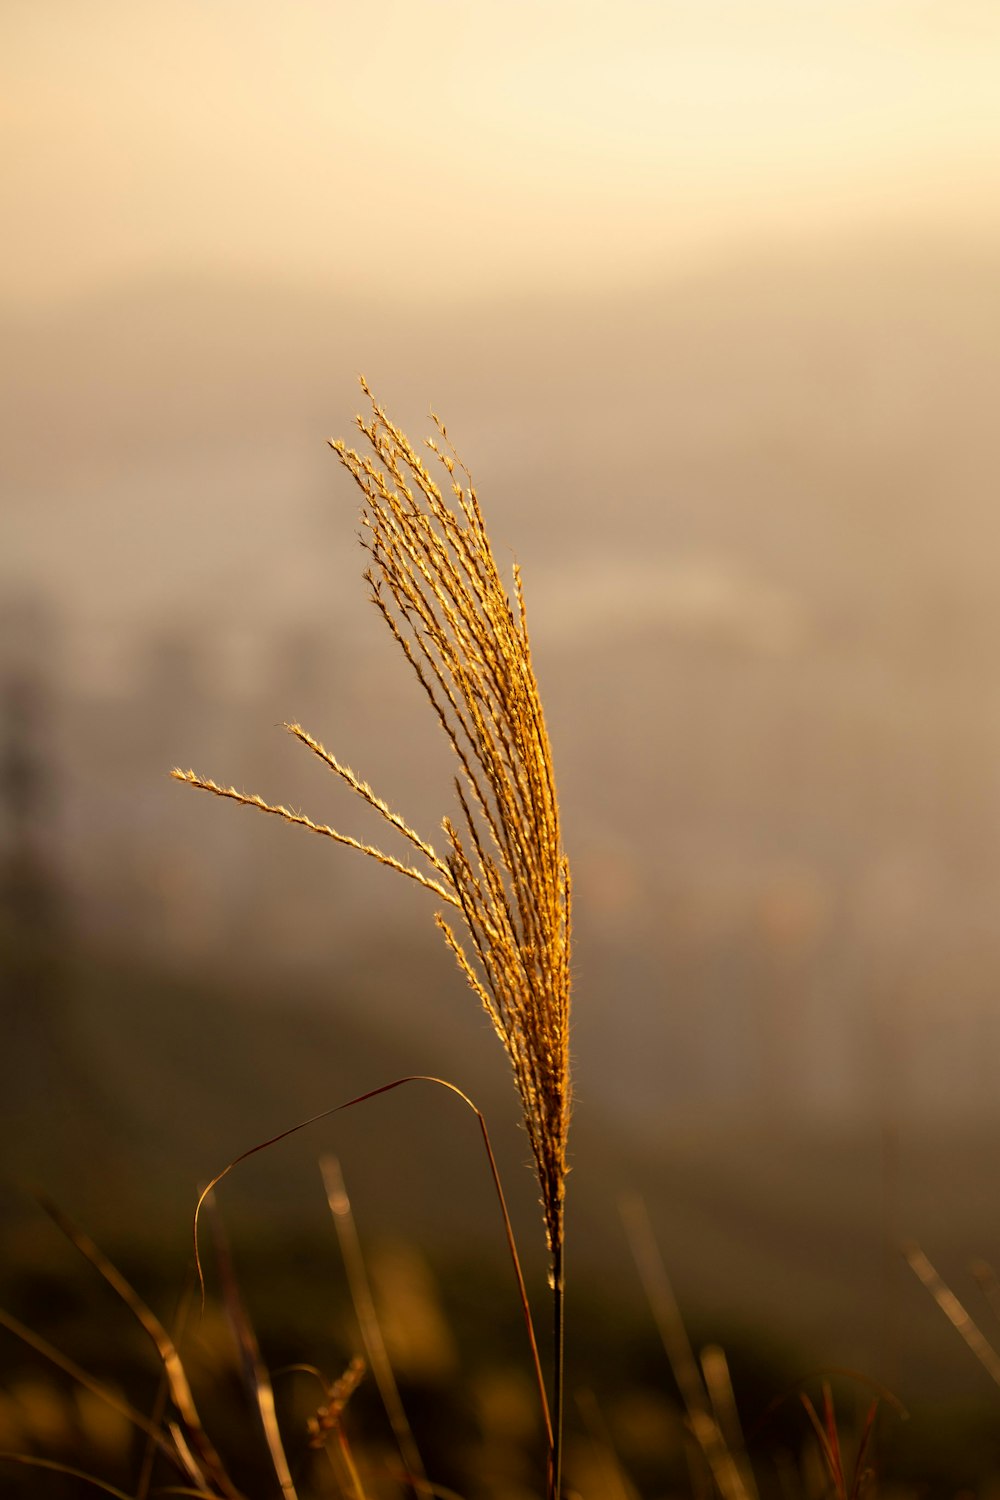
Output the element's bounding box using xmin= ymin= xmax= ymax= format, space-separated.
xmin=4 ymin=0 xmax=1000 ymax=1482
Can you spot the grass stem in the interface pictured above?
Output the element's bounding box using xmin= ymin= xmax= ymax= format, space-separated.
xmin=551 ymin=1240 xmax=565 ymax=1500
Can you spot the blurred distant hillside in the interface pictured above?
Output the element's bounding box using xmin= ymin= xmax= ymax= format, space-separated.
xmin=5 ymin=244 xmax=1000 ymax=1414
xmin=4 ymin=241 xmax=1000 ymax=1135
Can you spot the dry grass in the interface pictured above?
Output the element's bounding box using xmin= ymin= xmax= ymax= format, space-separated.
xmin=174 ymin=379 xmax=572 ymax=1262
xmin=173 ymin=381 xmax=573 ymax=1493
xmin=6 ymin=393 xmax=997 ymax=1498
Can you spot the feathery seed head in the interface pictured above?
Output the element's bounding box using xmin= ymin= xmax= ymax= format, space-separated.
xmin=174 ymin=384 xmax=572 ymax=1256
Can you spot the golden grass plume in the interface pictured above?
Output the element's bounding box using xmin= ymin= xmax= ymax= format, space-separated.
xmin=173 ymin=381 xmax=572 ymax=1262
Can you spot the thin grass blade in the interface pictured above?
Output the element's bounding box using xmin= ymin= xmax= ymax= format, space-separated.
xmin=321 ymin=1155 xmax=427 ymax=1498
xmin=207 ymin=1194 xmax=298 ymax=1500
xmin=904 ymin=1241 xmax=1000 ymax=1385
xmin=37 ymin=1196 xmax=241 ymax=1499
xmin=0 ymin=1305 xmax=175 ymax=1459
xmin=701 ymin=1344 xmax=760 ymax=1500
xmin=620 ymin=1194 xmax=752 ymax=1500
xmin=800 ymin=1392 xmax=842 ymax=1499
xmin=849 ymin=1399 xmax=880 ymax=1500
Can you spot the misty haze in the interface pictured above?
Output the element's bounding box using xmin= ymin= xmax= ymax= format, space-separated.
xmin=5 ymin=4 xmax=1000 ymax=1494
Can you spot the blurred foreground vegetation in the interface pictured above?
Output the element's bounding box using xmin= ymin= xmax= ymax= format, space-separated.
xmin=4 ymin=937 xmax=1000 ymax=1495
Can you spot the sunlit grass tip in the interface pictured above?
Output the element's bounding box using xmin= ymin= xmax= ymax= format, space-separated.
xmin=172 ymin=379 xmax=572 ymax=1266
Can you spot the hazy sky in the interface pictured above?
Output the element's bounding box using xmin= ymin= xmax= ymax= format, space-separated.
xmin=4 ymin=0 xmax=1000 ymax=307
xmin=5 ymin=3 xmax=1000 ymax=1153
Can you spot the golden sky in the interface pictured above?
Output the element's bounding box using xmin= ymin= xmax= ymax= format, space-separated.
xmin=4 ymin=0 xmax=1000 ymax=307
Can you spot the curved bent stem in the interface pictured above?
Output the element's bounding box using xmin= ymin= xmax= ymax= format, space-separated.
xmin=193 ymin=1075 xmax=554 ymax=1459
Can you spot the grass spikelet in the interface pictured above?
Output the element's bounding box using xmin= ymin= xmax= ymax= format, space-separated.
xmin=175 ymin=383 xmax=573 ymax=1494
xmin=329 ymin=381 xmax=572 ymax=1266
xmin=174 ymin=386 xmax=572 ymax=1255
